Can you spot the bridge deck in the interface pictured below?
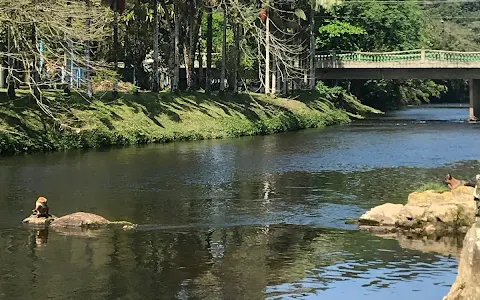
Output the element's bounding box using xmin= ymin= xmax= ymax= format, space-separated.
xmin=314 ymin=49 xmax=480 ymax=79
xmin=315 ymin=49 xmax=480 ymax=69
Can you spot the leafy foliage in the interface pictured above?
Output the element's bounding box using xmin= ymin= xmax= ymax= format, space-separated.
xmin=312 ymin=0 xmax=480 ymax=109
xmin=317 ymin=20 xmax=366 ymax=50
xmin=414 ymin=182 xmax=449 ymax=193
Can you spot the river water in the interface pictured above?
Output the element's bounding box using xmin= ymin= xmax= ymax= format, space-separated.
xmin=1 ymin=104 xmax=479 ymax=300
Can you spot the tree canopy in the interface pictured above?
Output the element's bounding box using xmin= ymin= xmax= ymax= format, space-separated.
xmin=1 ymin=0 xmax=479 ymax=112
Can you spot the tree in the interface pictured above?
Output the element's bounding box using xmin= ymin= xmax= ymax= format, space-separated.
xmin=85 ymin=0 xmax=93 ymax=98
xmin=220 ymin=5 xmax=226 ymax=93
xmin=1 ymin=0 xmax=111 ymax=121
xmin=152 ymin=0 xmax=160 ymax=92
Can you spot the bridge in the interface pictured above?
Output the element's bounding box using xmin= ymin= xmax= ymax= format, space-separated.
xmin=315 ymin=49 xmax=480 ymax=121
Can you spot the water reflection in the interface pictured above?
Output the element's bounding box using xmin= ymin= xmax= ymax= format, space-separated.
xmin=0 ymin=105 xmax=477 ymax=299
xmin=0 ymin=225 xmax=459 ymax=300
xmin=30 ymin=228 xmax=49 ymax=248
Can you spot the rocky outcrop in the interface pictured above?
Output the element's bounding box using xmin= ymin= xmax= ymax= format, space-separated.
xmin=358 ymin=186 xmax=476 ymax=235
xmin=443 ymin=221 xmax=480 ymax=300
xmin=22 ymin=211 xmax=137 ymax=230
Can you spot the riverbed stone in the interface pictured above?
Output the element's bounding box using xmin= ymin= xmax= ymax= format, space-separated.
xmin=359 ymin=188 xmax=477 ymax=235
xmin=443 ymin=221 xmax=480 ymax=300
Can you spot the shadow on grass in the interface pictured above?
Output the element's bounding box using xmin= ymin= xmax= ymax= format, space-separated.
xmin=0 ymin=94 xmax=61 ymax=146
xmin=0 ymin=89 xmax=325 ymax=136
xmin=110 ymin=91 xmax=278 ymax=126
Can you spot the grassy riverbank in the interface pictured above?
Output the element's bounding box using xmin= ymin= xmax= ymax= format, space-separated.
xmin=0 ymin=89 xmax=380 ymax=155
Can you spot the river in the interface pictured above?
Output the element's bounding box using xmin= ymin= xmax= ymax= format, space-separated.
xmin=1 ymin=104 xmax=479 ymax=300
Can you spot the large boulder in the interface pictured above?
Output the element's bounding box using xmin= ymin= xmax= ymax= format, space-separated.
xmin=50 ymin=212 xmax=111 ymax=228
xmin=357 ymin=203 xmax=404 ymax=226
xmin=359 ymin=186 xmax=476 ymax=235
xmin=443 ymin=221 xmax=480 ymax=300
xmin=23 ymin=211 xmax=137 ymax=231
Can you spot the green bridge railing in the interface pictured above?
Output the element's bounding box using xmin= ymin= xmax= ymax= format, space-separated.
xmin=315 ymin=49 xmax=480 ymax=63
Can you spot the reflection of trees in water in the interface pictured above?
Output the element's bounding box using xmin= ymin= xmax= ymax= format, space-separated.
xmin=251 ymin=165 xmax=479 ymax=211
xmin=0 ymin=223 xmax=456 ymax=300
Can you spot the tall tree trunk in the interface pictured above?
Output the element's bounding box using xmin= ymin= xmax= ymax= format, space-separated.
xmin=7 ymin=26 xmax=15 ymax=99
xmin=271 ymin=54 xmax=276 ymax=94
xmin=197 ymin=25 xmax=203 ymax=90
xmin=219 ymin=6 xmax=227 ymax=93
xmin=173 ymin=2 xmax=180 ymax=92
xmin=63 ymin=1 xmax=72 ymax=95
xmin=31 ymin=1 xmax=40 ymax=101
xmin=152 ymin=0 xmax=160 ymax=92
xmin=160 ymin=0 xmax=174 ymax=91
xmin=205 ymin=6 xmax=212 ymax=93
xmin=276 ymin=60 xmax=280 ymax=94
xmin=233 ymin=24 xmax=240 ymax=94
xmin=168 ymin=23 xmax=175 ymax=90
xmin=309 ymin=8 xmax=315 ymax=90
xmin=282 ymin=65 xmax=287 ymax=95
xmin=183 ymin=45 xmax=191 ymax=89
xmin=85 ymin=0 xmax=92 ymax=98
xmin=186 ymin=0 xmax=195 ymax=90
xmin=265 ymin=12 xmax=270 ymax=94
xmin=112 ymin=1 xmax=119 ymax=98
xmin=184 ymin=9 xmax=203 ymax=90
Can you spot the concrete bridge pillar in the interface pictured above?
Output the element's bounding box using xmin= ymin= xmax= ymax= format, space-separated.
xmin=469 ymin=79 xmax=480 ymax=121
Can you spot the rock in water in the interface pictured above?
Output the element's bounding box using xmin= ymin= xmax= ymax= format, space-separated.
xmin=358 ymin=203 xmax=404 ymax=226
xmin=49 ymin=212 xmax=110 ymax=228
xmin=443 ymin=221 xmax=480 ymax=300
xmin=358 ymin=186 xmax=476 ymax=235
xmin=22 ymin=215 xmax=57 ymax=226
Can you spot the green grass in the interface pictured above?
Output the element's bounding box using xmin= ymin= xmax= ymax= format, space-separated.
xmin=0 ymin=89 xmax=379 ymax=155
xmin=414 ymin=182 xmax=450 ymax=193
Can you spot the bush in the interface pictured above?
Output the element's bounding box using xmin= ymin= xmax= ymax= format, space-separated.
xmin=414 ymin=182 xmax=449 ymax=193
